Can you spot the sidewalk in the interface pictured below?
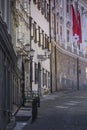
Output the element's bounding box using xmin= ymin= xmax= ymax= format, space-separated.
xmin=13 ymin=107 xmax=32 ymax=130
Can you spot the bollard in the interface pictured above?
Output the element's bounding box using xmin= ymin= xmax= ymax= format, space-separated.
xmin=37 ymin=96 xmax=40 ymax=107
xmin=32 ymin=98 xmax=37 ymax=122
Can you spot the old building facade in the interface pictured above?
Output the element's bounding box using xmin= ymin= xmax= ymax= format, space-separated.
xmin=1 ymin=0 xmax=87 ymax=129
xmin=0 ymin=0 xmax=20 ymax=130
xmin=30 ymin=0 xmax=51 ymax=95
xmin=50 ymin=0 xmax=87 ymax=92
xmin=15 ymin=0 xmax=51 ymax=99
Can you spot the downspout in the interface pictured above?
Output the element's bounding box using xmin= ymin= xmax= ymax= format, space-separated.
xmin=49 ymin=0 xmax=52 ymax=93
xmin=54 ymin=0 xmax=57 ymax=91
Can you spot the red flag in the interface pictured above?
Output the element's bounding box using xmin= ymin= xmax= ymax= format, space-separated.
xmin=71 ymin=5 xmax=78 ymax=35
xmin=77 ymin=11 xmax=82 ymax=43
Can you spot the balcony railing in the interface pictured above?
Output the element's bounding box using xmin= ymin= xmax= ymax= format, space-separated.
xmin=58 ymin=42 xmax=87 ymax=59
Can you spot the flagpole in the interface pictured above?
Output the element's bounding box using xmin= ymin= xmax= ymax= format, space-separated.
xmin=75 ymin=0 xmax=80 ymax=90
xmin=75 ymin=0 xmax=81 ymax=49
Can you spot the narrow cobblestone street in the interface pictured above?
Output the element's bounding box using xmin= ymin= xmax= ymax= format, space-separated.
xmin=22 ymin=90 xmax=87 ymax=130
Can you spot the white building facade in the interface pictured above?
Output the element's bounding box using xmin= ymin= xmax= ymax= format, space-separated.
xmin=30 ymin=0 xmax=51 ymax=95
xmin=50 ymin=0 xmax=87 ymax=91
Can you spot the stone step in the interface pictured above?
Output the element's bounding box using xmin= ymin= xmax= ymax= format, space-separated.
xmin=15 ymin=107 xmax=32 ymax=122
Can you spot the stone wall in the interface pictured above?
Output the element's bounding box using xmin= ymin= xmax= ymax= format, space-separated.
xmin=51 ymin=42 xmax=87 ymax=92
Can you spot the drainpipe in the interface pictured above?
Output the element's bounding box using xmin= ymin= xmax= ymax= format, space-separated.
xmin=55 ymin=46 xmax=57 ymax=91
xmin=77 ymin=57 xmax=79 ymax=90
xmin=49 ymin=0 xmax=52 ymax=93
xmin=54 ymin=0 xmax=57 ymax=91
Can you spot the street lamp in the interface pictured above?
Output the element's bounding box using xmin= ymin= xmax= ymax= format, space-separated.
xmin=25 ymin=44 xmax=35 ymax=95
xmin=73 ymin=0 xmax=80 ymax=90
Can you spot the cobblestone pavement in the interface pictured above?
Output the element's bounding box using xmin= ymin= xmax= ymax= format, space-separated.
xmin=22 ymin=90 xmax=87 ymax=130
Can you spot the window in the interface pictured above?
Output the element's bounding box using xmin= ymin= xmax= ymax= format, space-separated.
xmin=34 ymin=22 xmax=37 ymax=43
xmin=67 ymin=61 xmax=70 ymax=74
xmin=86 ymin=68 xmax=87 ymax=79
xmin=42 ymin=68 xmax=45 ymax=86
xmin=67 ymin=29 xmax=69 ymax=42
xmin=52 ymin=8 xmax=54 ymax=29
xmin=41 ymin=0 xmax=45 ymax=15
xmin=60 ymin=0 xmax=63 ymax=8
xmin=66 ymin=0 xmax=69 ymax=13
xmin=17 ymin=18 xmax=24 ymax=43
xmin=36 ymin=27 xmax=39 ymax=43
xmin=23 ymin=0 xmax=28 ymax=12
xmin=45 ymin=71 xmax=47 ymax=87
xmin=46 ymin=36 xmax=49 ymax=50
xmin=37 ymin=0 xmax=41 ymax=10
xmin=56 ymin=13 xmax=59 ymax=34
xmin=35 ymin=63 xmax=38 ymax=84
xmin=44 ymin=0 xmax=47 ymax=19
xmin=73 ymin=64 xmax=75 ymax=74
xmin=60 ymin=25 xmax=62 ymax=41
xmin=45 ymin=34 xmax=47 ymax=49
xmin=1 ymin=0 xmax=4 ymax=19
xmin=40 ymin=30 xmax=43 ymax=46
xmin=7 ymin=70 xmax=10 ymax=110
xmin=3 ymin=65 xmax=6 ymax=109
xmin=47 ymin=3 xmax=49 ymax=21
xmin=38 ymin=26 xmax=40 ymax=46
xmin=48 ymin=72 xmax=50 ymax=88
xmin=33 ymin=0 xmax=38 ymax=4
xmin=31 ymin=23 xmax=34 ymax=39
xmin=42 ymin=32 xmax=45 ymax=49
